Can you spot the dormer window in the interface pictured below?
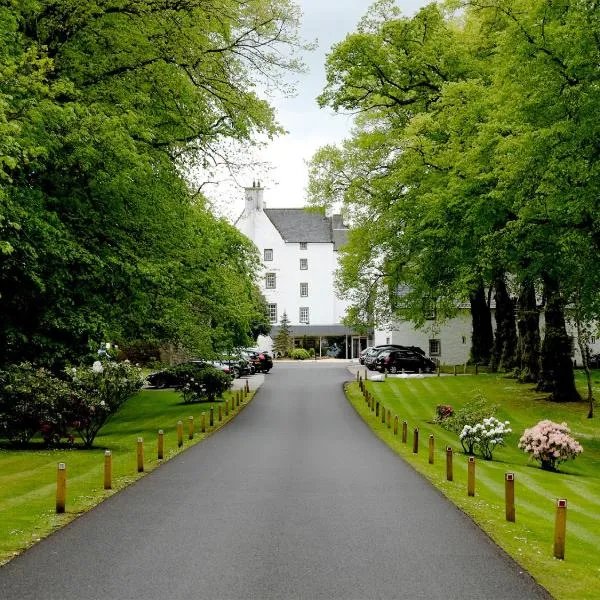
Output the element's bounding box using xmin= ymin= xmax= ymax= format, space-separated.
xmin=299 ymin=242 xmax=307 ymax=250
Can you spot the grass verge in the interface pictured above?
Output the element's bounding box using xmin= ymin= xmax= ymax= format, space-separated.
xmin=0 ymin=386 xmax=254 ymax=565
xmin=347 ymin=373 xmax=600 ymax=600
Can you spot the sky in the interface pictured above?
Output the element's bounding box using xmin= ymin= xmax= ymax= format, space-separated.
xmin=209 ymin=0 xmax=428 ymax=221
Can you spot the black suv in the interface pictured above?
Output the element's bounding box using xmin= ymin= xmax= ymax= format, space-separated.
xmin=373 ymin=349 xmax=436 ymax=374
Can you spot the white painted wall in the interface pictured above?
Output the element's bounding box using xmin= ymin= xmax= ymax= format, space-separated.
xmin=236 ymin=185 xmax=350 ymax=327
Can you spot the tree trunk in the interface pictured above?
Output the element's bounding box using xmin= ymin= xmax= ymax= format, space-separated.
xmin=469 ymin=284 xmax=494 ymax=365
xmin=574 ymin=314 xmax=594 ymax=418
xmin=537 ymin=274 xmax=580 ymax=402
xmin=515 ymin=278 xmax=541 ymax=383
xmin=490 ymin=272 xmax=517 ymax=372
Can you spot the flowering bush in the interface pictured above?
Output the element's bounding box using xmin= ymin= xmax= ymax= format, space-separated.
xmin=434 ymin=404 xmax=454 ymax=423
xmin=518 ymin=420 xmax=583 ymax=471
xmin=459 ymin=417 xmax=512 ymax=460
xmin=0 ymin=363 xmax=71 ymax=445
xmin=65 ymin=361 xmax=143 ymax=447
xmin=179 ymin=364 xmax=232 ymax=403
xmin=439 ymin=392 xmax=496 ymax=435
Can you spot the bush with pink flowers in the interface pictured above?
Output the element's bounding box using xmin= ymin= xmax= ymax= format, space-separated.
xmin=518 ymin=420 xmax=583 ymax=471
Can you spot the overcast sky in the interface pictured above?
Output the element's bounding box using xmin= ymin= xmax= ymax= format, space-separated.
xmin=211 ymin=0 xmax=429 ymax=220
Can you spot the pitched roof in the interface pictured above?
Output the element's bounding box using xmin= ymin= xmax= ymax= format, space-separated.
xmin=264 ymin=208 xmax=349 ymax=249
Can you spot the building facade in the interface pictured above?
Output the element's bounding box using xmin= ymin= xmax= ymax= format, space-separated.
xmin=236 ymin=182 xmax=371 ymax=357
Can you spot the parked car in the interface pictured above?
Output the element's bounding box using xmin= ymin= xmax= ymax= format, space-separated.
xmin=244 ymin=349 xmax=273 ymax=373
xmin=373 ymin=349 xmax=436 ymax=374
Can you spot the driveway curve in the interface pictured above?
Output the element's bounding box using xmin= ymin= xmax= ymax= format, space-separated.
xmin=0 ymin=362 xmax=549 ymax=599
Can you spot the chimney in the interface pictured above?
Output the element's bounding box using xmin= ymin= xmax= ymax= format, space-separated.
xmin=244 ymin=180 xmax=264 ymax=213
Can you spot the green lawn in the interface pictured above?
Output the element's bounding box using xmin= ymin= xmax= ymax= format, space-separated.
xmin=0 ymin=387 xmax=252 ymax=565
xmin=349 ymin=372 xmax=600 ymax=600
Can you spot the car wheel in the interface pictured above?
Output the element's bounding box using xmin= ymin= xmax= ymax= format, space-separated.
xmin=390 ymin=365 xmax=398 ymax=374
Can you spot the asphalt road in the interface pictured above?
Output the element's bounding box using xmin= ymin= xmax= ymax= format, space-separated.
xmin=0 ymin=362 xmax=550 ymax=599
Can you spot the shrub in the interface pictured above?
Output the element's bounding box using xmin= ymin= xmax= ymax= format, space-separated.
xmin=459 ymin=417 xmax=511 ymax=459
xmin=65 ymin=360 xmax=144 ymax=448
xmin=179 ymin=365 xmax=232 ymax=403
xmin=518 ymin=420 xmax=583 ymax=471
xmin=308 ymin=347 xmax=315 ymax=357
xmin=434 ymin=404 xmax=453 ymax=423
xmin=440 ymin=392 xmax=496 ymax=435
xmin=290 ymin=348 xmax=311 ymax=360
xmin=0 ymin=363 xmax=72 ymax=445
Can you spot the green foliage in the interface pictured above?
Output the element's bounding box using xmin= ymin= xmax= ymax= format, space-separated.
xmin=290 ymin=348 xmax=311 ymax=360
xmin=273 ymin=311 xmax=293 ymax=357
xmin=177 ymin=364 xmax=233 ymax=404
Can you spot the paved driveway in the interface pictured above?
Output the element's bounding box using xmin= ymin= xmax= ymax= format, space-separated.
xmin=0 ymin=362 xmax=549 ymax=599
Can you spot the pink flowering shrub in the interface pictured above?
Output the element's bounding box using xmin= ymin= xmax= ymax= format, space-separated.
xmin=518 ymin=420 xmax=583 ymax=471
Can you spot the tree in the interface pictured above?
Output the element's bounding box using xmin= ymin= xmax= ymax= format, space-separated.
xmin=273 ymin=311 xmax=292 ymax=357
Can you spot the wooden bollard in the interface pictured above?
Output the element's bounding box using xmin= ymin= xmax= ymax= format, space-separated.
xmin=412 ymin=428 xmax=419 ymax=454
xmin=376 ymin=401 xmax=380 ymax=417
xmin=104 ymin=450 xmax=112 ymax=490
xmin=467 ymin=456 xmax=475 ymax=496
xmin=505 ymin=473 xmax=515 ymax=522
xmin=218 ymin=404 xmax=222 ymax=422
xmin=177 ymin=420 xmax=184 ymax=447
xmin=201 ymin=412 xmax=206 ymax=433
xmin=158 ymin=430 xmax=164 ymax=460
xmin=453 ymin=365 xmax=457 ymax=376
xmin=446 ymin=447 xmax=453 ymax=481
xmin=364 ymin=369 xmax=367 ymax=381
xmin=428 ymin=434 xmax=434 ymax=464
xmin=475 ymin=363 xmax=479 ymax=375
xmin=393 ymin=415 xmax=398 ymax=435
xmin=246 ymin=380 xmax=250 ymax=394
xmin=56 ymin=462 xmax=66 ymax=513
xmin=356 ymin=371 xmax=359 ymax=382
xmin=386 ymin=409 xmax=391 ymax=428
xmin=437 ymin=364 xmax=441 ymax=376
xmin=188 ymin=416 xmax=194 ymax=439
xmin=210 ymin=406 xmax=214 ymax=427
xmin=463 ymin=363 xmax=467 ymax=374
xmin=359 ymin=376 xmax=363 ymax=391
xmin=236 ymin=392 xmax=240 ymax=407
xmin=402 ymin=421 xmax=408 ymax=443
xmin=554 ymin=499 xmax=567 ymax=559
xmin=225 ymin=399 xmax=229 ymax=416
xmin=137 ymin=437 xmax=144 ymax=473
xmin=381 ymin=406 xmax=386 ymax=423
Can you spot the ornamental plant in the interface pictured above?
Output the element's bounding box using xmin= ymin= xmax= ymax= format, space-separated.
xmin=459 ymin=417 xmax=511 ymax=460
xmin=65 ymin=360 xmax=143 ymax=448
xmin=518 ymin=420 xmax=583 ymax=471
xmin=440 ymin=392 xmax=496 ymax=435
xmin=434 ymin=404 xmax=453 ymax=423
xmin=179 ymin=365 xmax=232 ymax=403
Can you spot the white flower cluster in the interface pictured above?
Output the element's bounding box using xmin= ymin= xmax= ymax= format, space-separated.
xmin=460 ymin=417 xmax=511 ymax=459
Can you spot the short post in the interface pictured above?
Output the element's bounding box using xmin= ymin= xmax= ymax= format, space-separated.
xmin=210 ymin=406 xmax=214 ymax=427
xmin=554 ymin=499 xmax=567 ymax=560
xmin=245 ymin=380 xmax=250 ymax=394
xmin=356 ymin=371 xmax=359 ymax=382
xmin=393 ymin=415 xmax=398 ymax=435
xmin=137 ymin=437 xmax=144 ymax=473
xmin=463 ymin=362 xmax=467 ymax=374
xmin=188 ymin=416 xmax=194 ymax=440
xmin=177 ymin=420 xmax=183 ymax=447
xmin=412 ymin=428 xmax=419 ymax=454
xmin=225 ymin=399 xmax=229 ymax=416
xmin=364 ymin=369 xmax=367 ymax=381
xmin=446 ymin=446 xmax=453 ymax=481
xmin=370 ymin=395 xmax=374 ymax=412
xmin=236 ymin=392 xmax=240 ymax=408
xmin=218 ymin=404 xmax=222 ymax=422
xmin=467 ymin=456 xmax=475 ymax=497
xmin=428 ymin=434 xmax=434 ymax=464
xmin=505 ymin=473 xmax=515 ymax=522
xmin=376 ymin=401 xmax=380 ymax=417
xmin=56 ymin=463 xmax=66 ymax=513
xmin=386 ymin=409 xmax=391 ymax=428
xmin=402 ymin=421 xmax=408 ymax=443
xmin=381 ymin=406 xmax=386 ymax=424
xmin=359 ymin=376 xmax=363 ymax=391
xmin=201 ymin=413 xmax=206 ymax=433
xmin=104 ymin=450 xmax=112 ymax=490
xmin=475 ymin=363 xmax=479 ymax=375
xmin=437 ymin=364 xmax=441 ymax=376
xmin=453 ymin=365 xmax=457 ymax=376
xmin=157 ymin=430 xmax=164 ymax=460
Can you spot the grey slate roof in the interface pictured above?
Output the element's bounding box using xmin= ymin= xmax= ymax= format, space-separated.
xmin=264 ymin=208 xmax=348 ymax=249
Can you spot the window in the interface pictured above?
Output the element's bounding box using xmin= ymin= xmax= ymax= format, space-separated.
xmin=386 ymin=337 xmax=390 ymax=345
xmin=429 ymin=339 xmax=441 ymax=356
xmin=264 ymin=248 xmax=273 ymax=261
xmin=300 ymin=258 xmax=308 ymax=270
xmin=300 ymin=282 xmax=308 ymax=297
xmin=299 ymin=307 xmax=309 ymax=323
xmin=268 ymin=303 xmax=277 ymax=323
xmin=265 ymin=272 xmax=276 ymax=289
xmin=299 ymin=242 xmax=307 ymax=250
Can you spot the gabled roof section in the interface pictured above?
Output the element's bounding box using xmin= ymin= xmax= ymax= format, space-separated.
xmin=264 ymin=208 xmax=349 ymax=247
xmin=264 ymin=208 xmax=332 ymax=243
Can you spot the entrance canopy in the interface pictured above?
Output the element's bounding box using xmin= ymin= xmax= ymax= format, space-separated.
xmin=270 ymin=324 xmax=367 ymax=337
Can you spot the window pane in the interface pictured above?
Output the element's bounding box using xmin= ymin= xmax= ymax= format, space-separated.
xmin=299 ymin=242 xmax=307 ymax=250
xmin=268 ymin=303 xmax=277 ymax=323
xmin=299 ymin=307 xmax=309 ymax=323
xmin=300 ymin=282 xmax=308 ymax=297
xmin=300 ymin=258 xmax=308 ymax=270
xmin=429 ymin=339 xmax=441 ymax=356
xmin=265 ymin=273 xmax=276 ymax=289
xmin=264 ymin=249 xmax=273 ymax=261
